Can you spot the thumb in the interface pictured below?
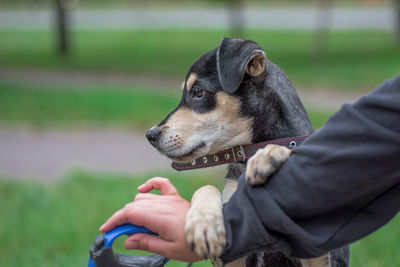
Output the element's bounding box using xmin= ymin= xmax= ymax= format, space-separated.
xmin=137 ymin=177 xmax=178 ymax=196
xmin=125 ymin=233 xmax=172 ymax=257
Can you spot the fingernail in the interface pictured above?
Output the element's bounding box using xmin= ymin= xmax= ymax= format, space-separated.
xmin=99 ymin=224 xmax=105 ymax=231
xmin=126 ymin=241 xmax=139 ymax=249
xmin=137 ymin=184 xmax=145 ymax=190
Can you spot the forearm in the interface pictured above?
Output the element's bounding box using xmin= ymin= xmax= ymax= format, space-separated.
xmin=221 ymin=76 xmax=400 ymax=263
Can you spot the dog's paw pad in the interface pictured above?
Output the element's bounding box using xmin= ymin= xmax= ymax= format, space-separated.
xmin=185 ymin=206 xmax=226 ymax=260
xmin=245 ymin=144 xmax=291 ymax=185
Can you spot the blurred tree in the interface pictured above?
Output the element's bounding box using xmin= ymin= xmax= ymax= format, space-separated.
xmin=55 ymin=0 xmax=69 ymax=56
xmin=209 ymin=0 xmax=245 ymax=38
xmin=227 ymin=0 xmax=245 ymax=38
xmin=313 ymin=0 xmax=334 ymax=60
xmin=396 ymin=0 xmax=400 ymax=42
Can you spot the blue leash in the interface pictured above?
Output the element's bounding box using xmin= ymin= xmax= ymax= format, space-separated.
xmin=88 ymin=224 xmax=169 ymax=267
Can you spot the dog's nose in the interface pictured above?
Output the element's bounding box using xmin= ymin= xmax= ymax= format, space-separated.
xmin=146 ymin=127 xmax=161 ymax=143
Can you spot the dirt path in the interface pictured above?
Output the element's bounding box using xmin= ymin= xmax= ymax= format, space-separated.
xmin=0 ymin=67 xmax=180 ymax=90
xmin=0 ymin=127 xmax=172 ymax=181
xmin=297 ymin=89 xmax=364 ymax=110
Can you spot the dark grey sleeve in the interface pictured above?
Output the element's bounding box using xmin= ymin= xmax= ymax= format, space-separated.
xmin=220 ymin=75 xmax=400 ymax=264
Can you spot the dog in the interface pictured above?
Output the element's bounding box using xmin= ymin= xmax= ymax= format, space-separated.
xmin=146 ymin=38 xmax=347 ymax=267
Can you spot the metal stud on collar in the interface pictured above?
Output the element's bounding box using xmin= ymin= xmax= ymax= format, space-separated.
xmin=289 ymin=141 xmax=297 ymax=149
xmin=237 ymin=145 xmax=246 ymax=161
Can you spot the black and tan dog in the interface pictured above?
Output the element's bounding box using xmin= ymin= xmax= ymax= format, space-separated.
xmin=146 ymin=38 xmax=344 ymax=267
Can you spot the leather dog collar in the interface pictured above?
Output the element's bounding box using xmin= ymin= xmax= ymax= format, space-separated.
xmin=172 ymin=136 xmax=309 ymax=171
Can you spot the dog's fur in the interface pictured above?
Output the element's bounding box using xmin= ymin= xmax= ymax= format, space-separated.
xmin=146 ymin=38 xmax=333 ymax=267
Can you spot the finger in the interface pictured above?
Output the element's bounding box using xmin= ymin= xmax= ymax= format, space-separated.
xmin=99 ymin=208 xmax=128 ymax=233
xmin=137 ymin=177 xmax=178 ymax=196
xmin=125 ymin=233 xmax=172 ymax=257
xmin=100 ymin=201 xmax=168 ymax=234
xmin=100 ymin=202 xmax=152 ymax=232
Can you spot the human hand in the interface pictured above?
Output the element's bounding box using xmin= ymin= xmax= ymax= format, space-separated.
xmin=99 ymin=177 xmax=203 ymax=263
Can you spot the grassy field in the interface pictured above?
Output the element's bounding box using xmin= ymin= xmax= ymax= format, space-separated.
xmin=0 ymin=171 xmax=224 ymax=267
xmin=0 ymin=81 xmax=334 ymax=130
xmin=1 ymin=29 xmax=399 ymax=90
xmin=0 ymin=171 xmax=399 ymax=267
xmin=0 ymin=82 xmax=180 ymax=129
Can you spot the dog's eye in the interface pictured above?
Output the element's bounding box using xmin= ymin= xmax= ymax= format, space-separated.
xmin=193 ymin=89 xmax=205 ymax=99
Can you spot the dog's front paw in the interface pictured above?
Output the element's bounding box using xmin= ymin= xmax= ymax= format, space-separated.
xmin=246 ymin=144 xmax=291 ymax=185
xmin=185 ymin=186 xmax=226 ymax=263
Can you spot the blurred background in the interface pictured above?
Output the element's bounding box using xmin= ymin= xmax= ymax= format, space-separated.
xmin=0 ymin=0 xmax=399 ymax=266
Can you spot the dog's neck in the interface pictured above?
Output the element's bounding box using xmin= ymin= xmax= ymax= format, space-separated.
xmin=226 ymin=163 xmax=246 ymax=181
xmin=223 ymin=62 xmax=314 ymax=182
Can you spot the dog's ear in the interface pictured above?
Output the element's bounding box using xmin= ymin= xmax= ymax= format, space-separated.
xmin=217 ymin=38 xmax=266 ymax=94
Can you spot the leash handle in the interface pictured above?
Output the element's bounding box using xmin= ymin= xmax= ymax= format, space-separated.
xmin=88 ymin=224 xmax=169 ymax=267
xmin=103 ymin=224 xmax=156 ymax=248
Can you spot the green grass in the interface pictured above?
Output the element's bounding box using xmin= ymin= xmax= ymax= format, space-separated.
xmin=0 ymin=172 xmax=399 ymax=267
xmin=305 ymin=106 xmax=335 ymax=130
xmin=0 ymin=81 xmax=335 ymax=129
xmin=0 ymin=170 xmax=225 ymax=267
xmin=0 ymin=82 xmax=181 ymax=129
xmin=350 ymin=214 xmax=400 ymax=267
xmin=1 ymin=29 xmax=399 ymax=90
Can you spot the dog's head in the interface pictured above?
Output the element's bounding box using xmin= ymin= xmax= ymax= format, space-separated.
xmin=146 ymin=38 xmax=311 ymax=162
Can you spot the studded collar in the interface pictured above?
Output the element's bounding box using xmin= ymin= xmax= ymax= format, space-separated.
xmin=171 ymin=136 xmax=309 ymax=171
